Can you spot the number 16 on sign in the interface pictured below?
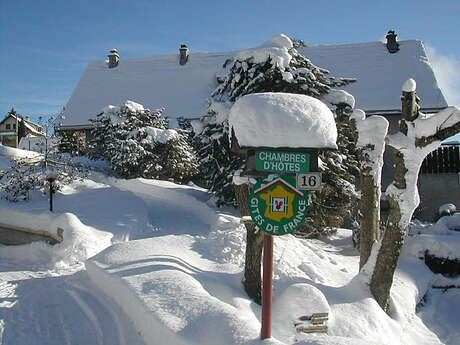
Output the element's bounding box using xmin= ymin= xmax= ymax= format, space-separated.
xmin=296 ymin=172 xmax=322 ymax=190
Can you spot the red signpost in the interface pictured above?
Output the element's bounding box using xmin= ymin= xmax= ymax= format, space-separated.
xmin=261 ymin=233 xmax=274 ymax=339
xmin=248 ymin=173 xmax=312 ymax=340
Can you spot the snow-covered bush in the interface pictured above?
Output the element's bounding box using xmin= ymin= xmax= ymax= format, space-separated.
xmin=88 ymin=100 xmax=198 ymax=181
xmin=0 ymin=156 xmax=88 ymax=202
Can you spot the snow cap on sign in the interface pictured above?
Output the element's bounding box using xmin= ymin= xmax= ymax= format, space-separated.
xmin=229 ymin=92 xmax=337 ymax=149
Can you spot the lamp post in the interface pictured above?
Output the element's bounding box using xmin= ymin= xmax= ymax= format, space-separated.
xmin=46 ymin=171 xmax=57 ymax=212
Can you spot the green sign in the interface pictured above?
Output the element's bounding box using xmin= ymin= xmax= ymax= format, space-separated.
xmin=255 ymin=150 xmax=310 ymax=174
xmin=249 ymin=175 xmax=309 ymax=236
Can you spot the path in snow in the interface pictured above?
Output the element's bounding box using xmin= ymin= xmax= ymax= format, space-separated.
xmin=0 ymin=177 xmax=220 ymax=345
xmin=106 ymin=178 xmax=220 ymax=236
xmin=0 ymin=266 xmax=146 ymax=345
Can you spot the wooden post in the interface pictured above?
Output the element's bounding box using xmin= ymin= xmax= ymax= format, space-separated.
xmin=261 ymin=233 xmax=273 ymax=340
xmin=15 ymin=114 xmax=19 ymax=148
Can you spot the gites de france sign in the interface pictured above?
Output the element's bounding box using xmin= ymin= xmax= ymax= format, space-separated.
xmin=249 ymin=175 xmax=309 ymax=235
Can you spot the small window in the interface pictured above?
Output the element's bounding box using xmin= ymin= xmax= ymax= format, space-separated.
xmin=5 ymin=124 xmax=10 ymax=129
xmin=12 ymin=124 xmax=16 ymax=129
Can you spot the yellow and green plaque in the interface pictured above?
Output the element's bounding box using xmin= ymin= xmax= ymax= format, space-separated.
xmin=249 ymin=175 xmax=309 ymax=235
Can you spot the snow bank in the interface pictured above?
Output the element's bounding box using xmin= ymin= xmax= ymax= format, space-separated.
xmin=2 ymin=173 xmax=455 ymax=344
xmin=407 ymin=215 xmax=460 ymax=259
xmin=0 ymin=207 xmax=112 ymax=267
xmin=0 ymin=144 xmax=42 ymax=159
xmin=18 ymin=136 xmax=59 ymax=153
xmin=229 ymin=93 xmax=337 ymax=149
xmin=86 ymin=235 xmax=265 ymax=345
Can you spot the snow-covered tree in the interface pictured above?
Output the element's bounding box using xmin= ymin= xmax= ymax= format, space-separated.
xmin=57 ymin=131 xmax=87 ymax=156
xmin=88 ymin=100 xmax=198 ymax=181
xmin=193 ymin=34 xmax=359 ymax=302
xmin=194 ymin=34 xmax=355 ymax=208
xmin=303 ymin=95 xmax=365 ymax=236
xmin=368 ymin=81 xmax=460 ymax=311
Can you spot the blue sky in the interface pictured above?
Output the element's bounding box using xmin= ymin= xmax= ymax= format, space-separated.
xmin=1 ymin=0 xmax=459 ymax=124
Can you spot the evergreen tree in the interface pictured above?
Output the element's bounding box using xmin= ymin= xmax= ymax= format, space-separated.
xmin=303 ymin=102 xmax=364 ymax=236
xmin=88 ymin=101 xmax=198 ymax=181
xmin=194 ymin=34 xmax=358 ymax=222
xmin=57 ymin=131 xmax=87 ymax=156
xmin=193 ymin=34 xmax=360 ymax=302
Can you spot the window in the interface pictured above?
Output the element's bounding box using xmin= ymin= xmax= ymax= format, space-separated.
xmin=5 ymin=124 xmax=10 ymax=129
xmin=12 ymin=124 xmax=16 ymax=129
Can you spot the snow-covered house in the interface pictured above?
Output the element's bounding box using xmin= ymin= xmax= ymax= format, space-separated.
xmin=58 ymin=34 xmax=447 ymax=134
xmin=58 ymin=33 xmax=454 ymax=220
xmin=0 ymin=112 xmax=45 ymax=148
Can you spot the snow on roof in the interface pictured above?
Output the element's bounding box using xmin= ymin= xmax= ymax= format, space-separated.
xmin=60 ymin=39 xmax=447 ymax=129
xmin=229 ymin=93 xmax=337 ymax=149
xmin=22 ymin=120 xmax=44 ymax=136
xmin=59 ymin=52 xmax=233 ymax=128
xmin=299 ymin=40 xmax=447 ymax=113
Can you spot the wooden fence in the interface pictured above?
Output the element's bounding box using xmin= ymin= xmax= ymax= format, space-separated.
xmin=420 ymin=144 xmax=460 ymax=174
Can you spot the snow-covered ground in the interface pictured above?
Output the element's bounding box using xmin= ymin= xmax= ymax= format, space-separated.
xmin=0 ymin=156 xmax=459 ymax=344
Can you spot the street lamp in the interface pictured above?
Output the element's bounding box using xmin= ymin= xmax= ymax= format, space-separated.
xmin=46 ymin=170 xmax=58 ymax=212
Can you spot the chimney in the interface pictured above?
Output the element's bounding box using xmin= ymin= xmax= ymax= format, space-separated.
xmin=179 ymin=44 xmax=189 ymax=65
xmin=108 ymin=48 xmax=120 ymax=68
xmin=385 ymin=30 xmax=399 ymax=53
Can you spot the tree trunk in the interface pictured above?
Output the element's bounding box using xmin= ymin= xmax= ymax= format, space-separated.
xmin=234 ymin=183 xmax=264 ymax=304
xmin=359 ymin=174 xmax=380 ymax=269
xmin=365 ymin=94 xmax=460 ymax=312
xmin=370 ymin=196 xmax=404 ymax=311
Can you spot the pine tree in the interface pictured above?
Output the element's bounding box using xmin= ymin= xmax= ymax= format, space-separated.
xmin=193 ymin=34 xmax=360 ymax=303
xmin=57 ymin=131 xmax=87 ymax=156
xmin=194 ymin=35 xmax=358 ymax=217
xmin=88 ymin=101 xmax=198 ymax=181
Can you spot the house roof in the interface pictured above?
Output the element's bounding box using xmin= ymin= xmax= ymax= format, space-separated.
xmin=59 ymin=39 xmax=448 ymax=129
xmin=298 ymin=40 xmax=447 ymax=114
xmin=1 ymin=114 xmax=44 ymax=136
xmin=59 ymin=52 xmax=233 ymax=129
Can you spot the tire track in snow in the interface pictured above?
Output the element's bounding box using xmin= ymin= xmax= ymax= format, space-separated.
xmin=0 ymin=268 xmax=146 ymax=345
